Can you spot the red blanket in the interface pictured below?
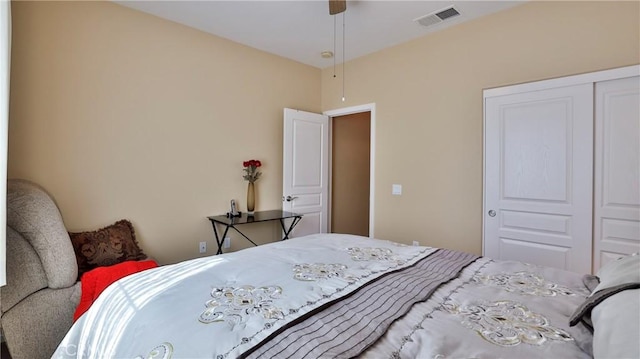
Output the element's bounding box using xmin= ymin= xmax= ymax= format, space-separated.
xmin=73 ymin=260 xmax=158 ymax=322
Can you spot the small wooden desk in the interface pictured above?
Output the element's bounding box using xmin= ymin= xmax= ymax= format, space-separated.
xmin=207 ymin=210 xmax=303 ymax=254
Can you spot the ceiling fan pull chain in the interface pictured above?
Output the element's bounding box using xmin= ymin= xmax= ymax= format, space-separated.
xmin=333 ymin=15 xmax=337 ymax=78
xmin=342 ymin=11 xmax=346 ymax=102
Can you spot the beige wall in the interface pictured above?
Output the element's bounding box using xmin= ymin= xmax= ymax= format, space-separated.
xmin=322 ymin=1 xmax=640 ymax=254
xmin=8 ymin=1 xmax=640 ymax=262
xmin=331 ymin=112 xmax=370 ymax=236
xmin=8 ymin=1 xmax=321 ymax=264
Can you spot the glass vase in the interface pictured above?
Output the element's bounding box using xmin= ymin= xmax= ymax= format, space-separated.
xmin=247 ymin=182 xmax=255 ymax=215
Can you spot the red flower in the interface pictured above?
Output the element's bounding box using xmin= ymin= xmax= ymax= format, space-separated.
xmin=242 ymin=159 xmax=262 ymax=183
xmin=243 ymin=160 xmax=262 ymax=168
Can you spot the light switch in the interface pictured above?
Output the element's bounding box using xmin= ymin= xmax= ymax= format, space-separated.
xmin=392 ymin=184 xmax=402 ymax=195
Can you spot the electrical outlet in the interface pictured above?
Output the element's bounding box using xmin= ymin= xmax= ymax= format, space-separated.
xmin=199 ymin=241 xmax=207 ymax=253
xmin=223 ymin=237 xmax=231 ymax=249
xmin=412 ymin=240 xmax=419 ymax=246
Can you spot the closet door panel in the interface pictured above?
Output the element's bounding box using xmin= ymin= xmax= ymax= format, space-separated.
xmin=594 ymin=76 xmax=640 ymax=272
xmin=484 ymin=84 xmax=593 ymax=273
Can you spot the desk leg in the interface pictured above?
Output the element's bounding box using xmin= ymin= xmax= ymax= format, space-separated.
xmin=210 ymin=221 xmax=231 ymax=255
xmin=231 ymin=226 xmax=260 ymax=247
xmin=280 ymin=216 xmax=302 ymax=240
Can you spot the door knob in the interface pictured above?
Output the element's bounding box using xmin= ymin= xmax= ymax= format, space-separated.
xmin=488 ymin=210 xmax=496 ymax=217
xmin=285 ymin=195 xmax=298 ymax=202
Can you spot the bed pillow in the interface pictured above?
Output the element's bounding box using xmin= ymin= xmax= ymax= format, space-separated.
xmin=582 ymin=274 xmax=600 ymax=293
xmin=593 ymin=253 xmax=640 ymax=292
xmin=591 ymin=288 xmax=640 ymax=358
xmin=569 ymin=254 xmax=640 ymax=358
xmin=69 ymin=219 xmax=147 ymax=279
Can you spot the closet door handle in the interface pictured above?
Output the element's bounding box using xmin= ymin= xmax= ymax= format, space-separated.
xmin=488 ymin=210 xmax=496 ymax=217
xmin=284 ymin=195 xmax=298 ymax=202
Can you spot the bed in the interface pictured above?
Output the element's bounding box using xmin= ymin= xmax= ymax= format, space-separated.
xmin=51 ymin=233 xmax=640 ymax=359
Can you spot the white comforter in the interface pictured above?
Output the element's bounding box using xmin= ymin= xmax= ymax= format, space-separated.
xmin=54 ymin=234 xmax=434 ymax=358
xmin=54 ymin=233 xmax=593 ymax=359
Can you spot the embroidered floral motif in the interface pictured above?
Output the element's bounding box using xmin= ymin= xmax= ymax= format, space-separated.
xmin=391 ymin=259 xmax=494 ymax=357
xmin=218 ymin=247 xmax=431 ymax=357
xmin=135 ymin=342 xmax=173 ymax=359
xmin=347 ymin=247 xmax=404 ymax=264
xmin=443 ymin=299 xmax=573 ymax=346
xmin=391 ymin=242 xmax=409 ymax=247
xmin=293 ymin=263 xmax=352 ymax=281
xmin=199 ymin=285 xmax=284 ymax=327
xmin=472 ymin=271 xmax=577 ymax=296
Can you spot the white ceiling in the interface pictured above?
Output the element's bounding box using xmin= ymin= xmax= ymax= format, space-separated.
xmin=116 ymin=1 xmax=524 ymax=69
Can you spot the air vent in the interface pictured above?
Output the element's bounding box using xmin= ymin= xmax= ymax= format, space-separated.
xmin=436 ymin=7 xmax=460 ymax=20
xmin=414 ymin=6 xmax=460 ymax=28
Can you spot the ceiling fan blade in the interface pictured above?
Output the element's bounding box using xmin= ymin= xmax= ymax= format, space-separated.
xmin=329 ymin=0 xmax=346 ymax=15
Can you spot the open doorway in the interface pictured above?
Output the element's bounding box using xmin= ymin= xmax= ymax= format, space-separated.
xmin=282 ymin=105 xmax=375 ymax=238
xmin=331 ymin=112 xmax=370 ymax=236
xmin=324 ymin=103 xmax=375 ymax=238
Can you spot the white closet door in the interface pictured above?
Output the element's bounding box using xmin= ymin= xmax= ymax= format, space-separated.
xmin=593 ymin=76 xmax=640 ymax=272
xmin=484 ymin=84 xmax=593 ymax=273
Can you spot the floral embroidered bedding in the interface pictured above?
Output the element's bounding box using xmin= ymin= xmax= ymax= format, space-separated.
xmin=52 ymin=234 xmax=637 ymax=358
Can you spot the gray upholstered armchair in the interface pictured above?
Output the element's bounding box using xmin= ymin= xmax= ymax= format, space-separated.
xmin=1 ymin=179 xmax=81 ymax=359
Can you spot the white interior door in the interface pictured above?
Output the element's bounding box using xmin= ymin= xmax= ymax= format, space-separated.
xmin=283 ymin=108 xmax=329 ymax=237
xmin=593 ymin=76 xmax=640 ymax=272
xmin=484 ymin=83 xmax=593 ymax=274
